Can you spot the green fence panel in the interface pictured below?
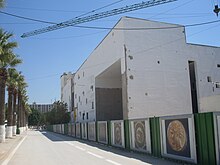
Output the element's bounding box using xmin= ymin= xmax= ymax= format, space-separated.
xmin=108 ymin=121 xmax=111 ymax=146
xmin=64 ymin=124 xmax=68 ymax=135
xmin=194 ymin=112 xmax=216 ymax=165
xmin=96 ymin=121 xmax=98 ymax=142
xmin=150 ymin=117 xmax=161 ymax=157
xmin=124 ymin=120 xmax=130 ymax=150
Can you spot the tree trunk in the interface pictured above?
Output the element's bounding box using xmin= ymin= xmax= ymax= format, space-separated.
xmin=0 ymin=68 xmax=7 ymax=142
xmin=17 ymin=90 xmax=21 ymax=129
xmin=6 ymin=87 xmax=13 ymax=138
xmin=12 ymin=90 xmax=17 ymax=135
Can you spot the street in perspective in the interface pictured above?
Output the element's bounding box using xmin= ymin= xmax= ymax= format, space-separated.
xmin=0 ymin=0 xmax=220 ymax=164
xmin=1 ymin=130 xmax=182 ymax=165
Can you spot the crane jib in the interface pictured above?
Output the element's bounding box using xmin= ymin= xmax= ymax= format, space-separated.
xmin=21 ymin=0 xmax=177 ymax=38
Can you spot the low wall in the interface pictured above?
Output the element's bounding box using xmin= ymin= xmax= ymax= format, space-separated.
xmin=47 ymin=112 xmax=219 ymax=165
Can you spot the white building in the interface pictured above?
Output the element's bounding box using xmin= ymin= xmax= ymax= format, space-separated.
xmin=60 ymin=72 xmax=74 ymax=112
xmin=29 ymin=102 xmax=53 ymax=113
xmin=70 ymin=17 xmax=220 ymax=122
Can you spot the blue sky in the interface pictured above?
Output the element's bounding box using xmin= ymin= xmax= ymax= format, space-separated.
xmin=0 ymin=0 xmax=219 ymax=104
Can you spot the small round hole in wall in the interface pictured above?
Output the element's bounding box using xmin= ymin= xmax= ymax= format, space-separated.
xmin=129 ymin=75 xmax=134 ymax=79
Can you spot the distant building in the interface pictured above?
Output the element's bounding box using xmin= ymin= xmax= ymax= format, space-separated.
xmin=60 ymin=72 xmax=75 ymax=112
xmin=29 ymin=102 xmax=53 ymax=113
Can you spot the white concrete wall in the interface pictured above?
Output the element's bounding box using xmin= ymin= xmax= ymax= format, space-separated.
xmin=61 ymin=72 xmax=74 ymax=112
xmin=186 ymin=44 xmax=220 ymax=112
xmin=74 ymin=19 xmax=126 ymax=122
xmin=122 ymin=17 xmax=220 ymax=119
xmin=72 ymin=17 xmax=220 ymax=121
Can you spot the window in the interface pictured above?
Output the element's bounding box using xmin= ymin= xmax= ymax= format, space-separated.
xmin=79 ymin=96 xmax=80 ymax=102
xmin=90 ymin=85 xmax=93 ymax=91
xmin=82 ymin=113 xmax=85 ymax=120
xmin=216 ymin=82 xmax=220 ymax=88
xmin=207 ymin=76 xmax=212 ymax=82
xmin=92 ymin=102 xmax=94 ymax=109
xmin=86 ymin=98 xmax=88 ymax=104
xmin=86 ymin=112 xmax=88 ymax=120
xmin=217 ymin=64 xmax=220 ymax=68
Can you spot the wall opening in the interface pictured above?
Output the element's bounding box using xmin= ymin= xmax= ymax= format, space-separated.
xmin=188 ymin=61 xmax=198 ymax=114
xmin=95 ymin=60 xmax=123 ymax=121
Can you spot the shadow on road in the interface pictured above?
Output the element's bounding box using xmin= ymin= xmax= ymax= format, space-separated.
xmin=40 ymin=130 xmax=180 ymax=165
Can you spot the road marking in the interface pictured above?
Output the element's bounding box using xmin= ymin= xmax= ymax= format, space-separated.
xmin=2 ymin=135 xmax=27 ymax=165
xmin=75 ymin=146 xmax=86 ymax=151
xmin=64 ymin=141 xmax=75 ymax=146
xmin=106 ymin=159 xmax=122 ymax=165
xmin=87 ymin=151 xmax=104 ymax=159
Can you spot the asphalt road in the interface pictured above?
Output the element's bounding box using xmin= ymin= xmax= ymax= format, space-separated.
xmin=5 ymin=130 xmax=180 ymax=165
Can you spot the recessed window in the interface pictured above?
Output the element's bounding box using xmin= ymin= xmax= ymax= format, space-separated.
xmin=216 ymin=82 xmax=220 ymax=88
xmin=217 ymin=64 xmax=220 ymax=68
xmin=82 ymin=91 xmax=85 ymax=96
xmin=91 ymin=85 xmax=94 ymax=91
xmin=83 ymin=72 xmax=85 ymax=77
xmin=86 ymin=98 xmax=88 ymax=104
xmin=86 ymin=112 xmax=88 ymax=120
xmin=207 ymin=76 xmax=212 ymax=82
xmin=92 ymin=102 xmax=94 ymax=109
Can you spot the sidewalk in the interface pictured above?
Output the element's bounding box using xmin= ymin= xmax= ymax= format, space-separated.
xmin=0 ymin=133 xmax=26 ymax=164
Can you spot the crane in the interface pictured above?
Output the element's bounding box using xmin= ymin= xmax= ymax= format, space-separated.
xmin=21 ymin=0 xmax=177 ymax=38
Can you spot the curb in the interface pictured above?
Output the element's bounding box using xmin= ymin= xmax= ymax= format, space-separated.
xmin=0 ymin=133 xmax=26 ymax=164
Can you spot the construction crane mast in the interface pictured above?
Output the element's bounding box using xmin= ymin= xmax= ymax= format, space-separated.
xmin=21 ymin=0 xmax=177 ymax=38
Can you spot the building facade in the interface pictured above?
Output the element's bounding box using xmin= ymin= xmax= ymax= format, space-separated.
xmin=63 ymin=17 xmax=220 ymax=123
xmin=29 ymin=102 xmax=53 ymax=113
xmin=60 ymin=72 xmax=75 ymax=112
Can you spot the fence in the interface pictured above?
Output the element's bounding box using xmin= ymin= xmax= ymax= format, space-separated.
xmin=47 ymin=112 xmax=220 ymax=165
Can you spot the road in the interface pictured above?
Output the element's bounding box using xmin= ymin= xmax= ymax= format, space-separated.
xmin=4 ymin=130 xmax=180 ymax=165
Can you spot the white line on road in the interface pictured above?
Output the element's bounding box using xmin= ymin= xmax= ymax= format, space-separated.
xmin=2 ymin=135 xmax=27 ymax=165
xmin=106 ymin=159 xmax=122 ymax=165
xmin=75 ymin=146 xmax=86 ymax=151
xmin=87 ymin=151 xmax=104 ymax=159
xmin=64 ymin=141 xmax=75 ymax=146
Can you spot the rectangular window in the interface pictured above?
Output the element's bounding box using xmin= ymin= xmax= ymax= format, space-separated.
xmin=86 ymin=112 xmax=88 ymax=119
xmin=217 ymin=64 xmax=220 ymax=68
xmin=216 ymin=82 xmax=220 ymax=88
xmin=207 ymin=76 xmax=212 ymax=82
xmin=92 ymin=102 xmax=94 ymax=109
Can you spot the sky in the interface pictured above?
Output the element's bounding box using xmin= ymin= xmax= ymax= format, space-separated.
xmin=0 ymin=0 xmax=219 ymax=104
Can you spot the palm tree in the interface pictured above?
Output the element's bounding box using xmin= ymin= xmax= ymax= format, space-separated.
xmin=16 ymin=74 xmax=27 ymax=133
xmin=6 ymin=68 xmax=19 ymax=137
xmin=0 ymin=0 xmax=5 ymax=8
xmin=0 ymin=29 xmax=21 ymax=142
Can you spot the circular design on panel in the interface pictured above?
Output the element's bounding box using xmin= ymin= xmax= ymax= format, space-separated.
xmin=114 ymin=122 xmax=122 ymax=145
xmin=167 ymin=120 xmax=187 ymax=151
xmin=134 ymin=121 xmax=146 ymax=149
